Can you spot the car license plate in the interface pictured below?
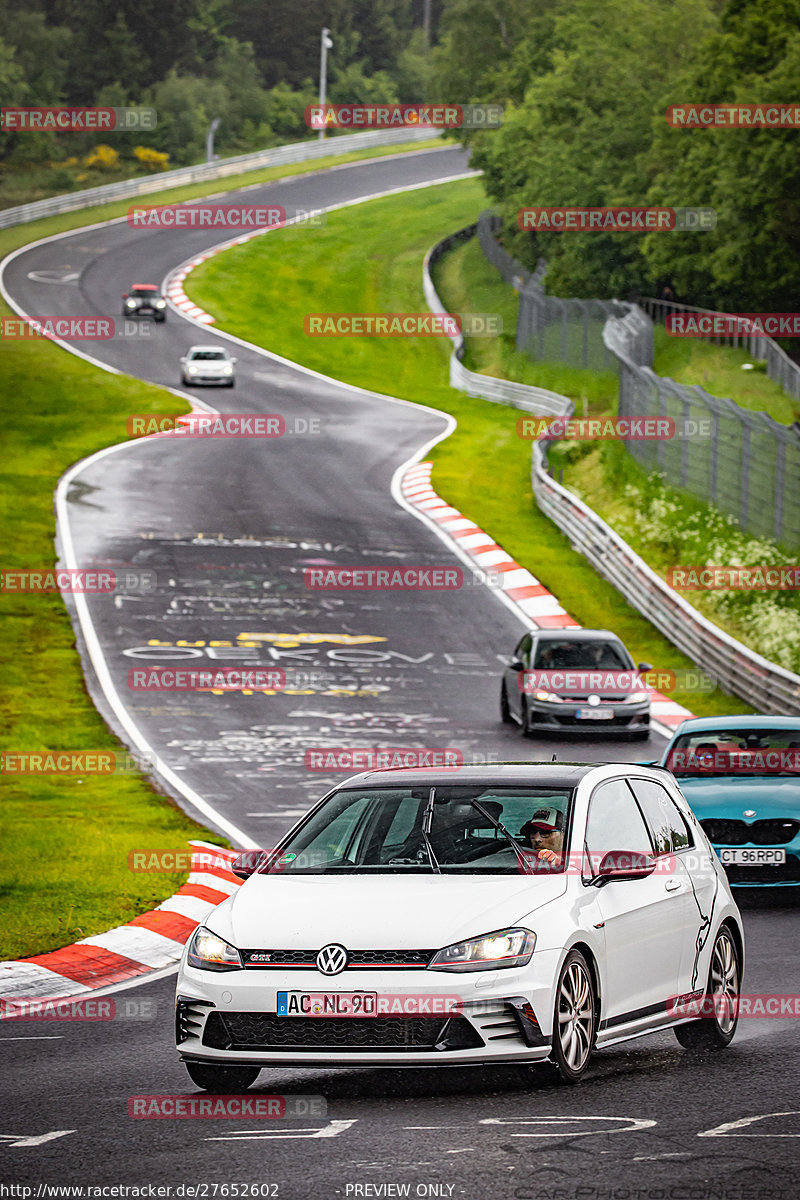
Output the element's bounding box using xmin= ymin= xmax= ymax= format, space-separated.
xmin=277 ymin=991 xmax=377 ymax=1017
xmin=719 ymin=848 xmax=786 ymax=865
xmin=576 ymin=709 xmax=614 ymax=720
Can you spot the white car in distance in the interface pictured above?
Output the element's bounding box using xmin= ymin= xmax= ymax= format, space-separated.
xmin=175 ymin=762 xmax=744 ymax=1093
xmin=180 ymin=345 xmax=237 ymax=387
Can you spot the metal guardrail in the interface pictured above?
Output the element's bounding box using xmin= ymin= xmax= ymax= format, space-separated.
xmin=641 ymin=296 xmax=800 ymax=403
xmin=423 ymin=225 xmax=573 ymax=418
xmin=531 ymin=442 xmax=800 ymax=715
xmin=0 ymin=128 xmax=441 ymax=230
xmin=605 ymin=306 xmax=800 ymax=547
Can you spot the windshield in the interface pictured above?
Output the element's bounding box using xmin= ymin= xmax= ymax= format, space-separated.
xmin=131 ymin=287 xmax=158 ymax=296
xmin=190 ymin=350 xmax=227 ymax=360
xmin=260 ymin=785 xmax=574 ymax=874
xmin=665 ymin=729 xmax=800 ymax=776
xmin=533 ymin=640 xmax=630 ymax=670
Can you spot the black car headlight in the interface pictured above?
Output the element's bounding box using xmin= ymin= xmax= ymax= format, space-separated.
xmin=428 ymin=927 xmax=536 ymax=972
xmin=186 ymin=926 xmax=243 ymax=971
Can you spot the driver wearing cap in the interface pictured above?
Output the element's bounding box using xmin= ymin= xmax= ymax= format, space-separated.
xmin=520 ymin=807 xmax=564 ymax=866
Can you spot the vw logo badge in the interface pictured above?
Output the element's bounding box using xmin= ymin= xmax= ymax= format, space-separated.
xmin=587 ymin=694 xmax=601 ymax=706
xmin=743 ymin=809 xmax=757 ymax=819
xmin=316 ymin=944 xmax=348 ymax=975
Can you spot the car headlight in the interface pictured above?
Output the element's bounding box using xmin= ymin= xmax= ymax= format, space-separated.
xmin=186 ymin=926 xmax=243 ymax=971
xmin=533 ymin=689 xmax=563 ymax=703
xmin=187 ymin=364 xmax=199 ymax=373
xmin=621 ymin=691 xmax=650 ymax=703
xmin=125 ymin=300 xmax=136 ymax=307
xmin=428 ymin=927 xmax=536 ymax=972
xmin=222 ymin=364 xmax=233 ymax=374
xmin=155 ymin=300 xmax=166 ymax=309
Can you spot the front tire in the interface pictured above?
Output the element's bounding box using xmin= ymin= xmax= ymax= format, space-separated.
xmin=500 ymin=682 xmax=513 ymax=725
xmin=545 ymin=949 xmax=597 ymax=1083
xmin=184 ymin=1061 xmax=261 ymax=1093
xmin=674 ymin=925 xmax=740 ymax=1050
xmin=182 ymin=376 xmax=192 ymax=387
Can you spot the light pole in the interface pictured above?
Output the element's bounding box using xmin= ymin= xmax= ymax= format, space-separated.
xmin=318 ymin=28 xmax=333 ymax=141
xmin=206 ymin=117 xmax=221 ymax=163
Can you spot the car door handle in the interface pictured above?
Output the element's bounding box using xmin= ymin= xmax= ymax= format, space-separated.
xmin=664 ymin=879 xmax=682 ymax=892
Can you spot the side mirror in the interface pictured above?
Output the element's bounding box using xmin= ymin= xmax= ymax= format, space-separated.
xmin=510 ymin=659 xmax=524 ymax=672
xmin=231 ymin=357 xmax=237 ymax=364
xmin=637 ymin=662 xmax=653 ymax=673
xmin=231 ymin=850 xmax=267 ymax=879
xmin=122 ymin=293 xmax=128 ymax=299
xmin=591 ymin=850 xmax=656 ymax=887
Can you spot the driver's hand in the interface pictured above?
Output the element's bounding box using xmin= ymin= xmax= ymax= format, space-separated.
xmin=537 ymin=848 xmax=558 ymax=864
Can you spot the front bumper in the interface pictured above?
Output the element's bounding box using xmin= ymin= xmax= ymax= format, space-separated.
xmin=175 ymin=957 xmax=561 ymax=1067
xmin=525 ymin=699 xmax=650 ymax=734
xmin=184 ymin=374 xmax=233 ymax=385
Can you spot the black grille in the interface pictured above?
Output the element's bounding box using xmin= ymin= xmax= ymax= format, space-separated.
xmin=241 ymin=948 xmax=433 ymax=969
xmin=202 ymin=1011 xmax=483 ymax=1051
xmin=702 ymin=819 xmax=800 ymax=846
xmin=726 ymin=856 xmax=800 ymax=885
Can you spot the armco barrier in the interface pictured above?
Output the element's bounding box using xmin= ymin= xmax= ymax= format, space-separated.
xmin=0 ymin=128 xmax=441 ymax=230
xmin=531 ymin=441 xmax=800 ymax=715
xmin=423 ymin=225 xmax=573 ymax=418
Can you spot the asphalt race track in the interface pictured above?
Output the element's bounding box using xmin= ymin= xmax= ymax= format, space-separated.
xmin=3 ymin=147 xmax=799 ymax=1198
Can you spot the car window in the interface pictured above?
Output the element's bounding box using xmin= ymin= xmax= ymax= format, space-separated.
xmin=584 ymin=778 xmax=654 ymax=870
xmin=628 ymin=778 xmax=693 ymax=853
xmin=533 ymin=640 xmax=630 ymax=670
xmin=665 ymin=728 xmax=800 ymax=776
xmin=267 ymin=786 xmax=574 ymax=874
xmin=191 ymin=350 xmax=227 ymax=360
xmin=514 ymin=633 xmax=532 ymax=663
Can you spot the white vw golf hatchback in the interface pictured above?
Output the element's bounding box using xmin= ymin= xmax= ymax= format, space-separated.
xmin=176 ymin=763 xmax=744 ymax=1091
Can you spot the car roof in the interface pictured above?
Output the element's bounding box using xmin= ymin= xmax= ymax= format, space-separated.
xmin=337 ymin=762 xmax=610 ymax=789
xmin=131 ymin=283 xmax=158 ymax=290
xmin=532 ymin=629 xmax=622 ymax=643
xmin=670 ymin=715 xmax=800 ymax=734
xmin=187 ymin=344 xmax=228 ymax=353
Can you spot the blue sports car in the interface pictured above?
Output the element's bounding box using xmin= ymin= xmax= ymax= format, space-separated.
xmin=656 ymin=715 xmax=800 ymax=886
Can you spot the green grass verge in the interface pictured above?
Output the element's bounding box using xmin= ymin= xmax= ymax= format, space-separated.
xmin=0 ymin=139 xmax=437 ymax=961
xmin=186 ymin=180 xmax=752 ymax=720
xmin=653 ymin=324 xmax=799 ymax=425
xmin=431 ymin=236 xmax=619 ymax=411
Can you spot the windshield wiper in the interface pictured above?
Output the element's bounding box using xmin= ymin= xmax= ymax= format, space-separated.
xmin=421 ymin=787 xmax=441 ymax=874
xmin=470 ymin=798 xmax=536 ymax=872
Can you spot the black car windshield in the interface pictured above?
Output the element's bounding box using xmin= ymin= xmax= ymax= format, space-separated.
xmin=259 ymin=785 xmax=574 ymax=874
xmin=533 ymin=640 xmax=630 ymax=670
xmin=191 ymin=350 xmax=226 ymax=360
xmin=665 ymin=729 xmax=800 ymax=776
xmin=131 ymin=287 xmax=158 ymax=295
